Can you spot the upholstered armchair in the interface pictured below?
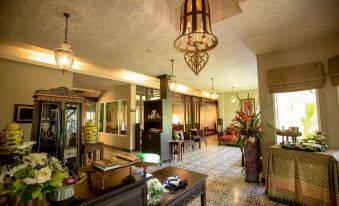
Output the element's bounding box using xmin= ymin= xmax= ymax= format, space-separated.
xmin=218 ymin=126 xmax=236 ymax=146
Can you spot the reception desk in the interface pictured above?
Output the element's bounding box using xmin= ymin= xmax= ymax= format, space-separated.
xmin=266 ymin=144 xmax=339 ymax=206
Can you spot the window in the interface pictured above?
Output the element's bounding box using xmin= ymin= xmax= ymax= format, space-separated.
xmin=99 ymin=100 xmax=128 ymax=135
xmin=274 ymin=89 xmax=319 ymax=143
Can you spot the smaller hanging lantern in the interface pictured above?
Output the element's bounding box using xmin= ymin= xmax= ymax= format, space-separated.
xmin=55 ymin=13 xmax=75 ymax=74
xmin=168 ymin=59 xmax=177 ymax=91
xmin=210 ymin=77 xmax=218 ymax=99
xmin=231 ymin=87 xmax=236 ymax=103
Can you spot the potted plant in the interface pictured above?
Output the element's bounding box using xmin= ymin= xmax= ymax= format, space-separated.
xmin=233 ymin=97 xmax=262 ymax=183
xmin=147 ymin=178 xmax=168 ymax=205
xmin=0 ymin=152 xmax=69 ymax=205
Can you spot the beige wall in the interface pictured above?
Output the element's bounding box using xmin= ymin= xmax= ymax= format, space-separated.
xmin=98 ymin=84 xmax=136 ymax=151
xmin=218 ymin=90 xmax=259 ymax=130
xmin=257 ymin=34 xmax=339 ymax=177
xmin=172 ymin=103 xmax=184 ymax=124
xmin=0 ymin=58 xmax=73 ymax=141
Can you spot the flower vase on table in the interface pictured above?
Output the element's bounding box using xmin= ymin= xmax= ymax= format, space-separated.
xmin=147 ymin=178 xmax=168 ymax=205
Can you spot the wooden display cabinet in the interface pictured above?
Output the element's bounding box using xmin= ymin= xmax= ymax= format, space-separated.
xmin=31 ymin=87 xmax=84 ymax=167
xmin=142 ymin=99 xmax=171 ymax=162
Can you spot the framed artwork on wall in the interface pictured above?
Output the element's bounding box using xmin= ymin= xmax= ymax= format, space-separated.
xmin=240 ymin=98 xmax=255 ymax=115
xmin=14 ymin=104 xmax=34 ymax=123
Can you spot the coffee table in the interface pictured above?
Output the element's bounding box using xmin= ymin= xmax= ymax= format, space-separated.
xmin=151 ymin=166 xmax=208 ymax=206
xmin=87 ymin=157 xmax=141 ymax=190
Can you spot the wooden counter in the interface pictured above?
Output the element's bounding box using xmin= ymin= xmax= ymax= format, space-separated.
xmin=266 ymin=144 xmax=339 ymax=206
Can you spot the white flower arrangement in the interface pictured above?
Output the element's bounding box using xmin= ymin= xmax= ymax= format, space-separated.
xmin=1 ymin=152 xmax=68 ymax=203
xmin=147 ymin=178 xmax=168 ymax=205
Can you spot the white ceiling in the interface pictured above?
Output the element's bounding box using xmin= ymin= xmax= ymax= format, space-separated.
xmin=0 ymin=0 xmax=338 ymax=92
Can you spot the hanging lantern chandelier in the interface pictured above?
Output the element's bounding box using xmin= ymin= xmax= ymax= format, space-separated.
xmin=168 ymin=59 xmax=177 ymax=91
xmin=210 ymin=77 xmax=218 ymax=99
xmin=55 ymin=13 xmax=75 ymax=74
xmin=174 ymin=0 xmax=218 ymax=76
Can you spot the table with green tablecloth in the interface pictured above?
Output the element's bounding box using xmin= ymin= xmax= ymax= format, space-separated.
xmin=266 ymin=144 xmax=339 ymax=206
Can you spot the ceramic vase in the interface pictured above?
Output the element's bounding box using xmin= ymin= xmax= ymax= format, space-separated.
xmin=48 ymin=185 xmax=75 ymax=202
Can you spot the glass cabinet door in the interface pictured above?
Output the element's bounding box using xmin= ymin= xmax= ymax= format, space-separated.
xmin=38 ymin=102 xmax=60 ymax=156
xmin=63 ymin=103 xmax=80 ymax=165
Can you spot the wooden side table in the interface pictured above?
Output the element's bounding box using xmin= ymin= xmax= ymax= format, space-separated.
xmin=83 ymin=142 xmax=104 ymax=166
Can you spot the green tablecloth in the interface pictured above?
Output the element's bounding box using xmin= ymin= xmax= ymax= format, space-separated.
xmin=266 ymin=144 xmax=339 ymax=206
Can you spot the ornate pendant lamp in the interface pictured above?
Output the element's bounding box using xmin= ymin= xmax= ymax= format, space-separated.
xmin=174 ymin=0 xmax=218 ymax=76
xmin=168 ymin=59 xmax=177 ymax=91
xmin=55 ymin=13 xmax=75 ymax=74
xmin=210 ymin=77 xmax=218 ymax=99
xmin=231 ymin=87 xmax=236 ymax=103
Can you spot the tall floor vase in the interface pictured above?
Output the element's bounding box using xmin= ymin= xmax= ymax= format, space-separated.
xmin=244 ymin=141 xmax=260 ymax=183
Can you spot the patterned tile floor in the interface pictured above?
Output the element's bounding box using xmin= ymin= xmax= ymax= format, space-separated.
xmin=104 ymin=136 xmax=286 ymax=206
xmin=146 ymin=136 xmax=286 ymax=206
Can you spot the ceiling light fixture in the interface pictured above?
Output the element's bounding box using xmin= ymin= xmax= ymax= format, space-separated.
xmin=210 ymin=77 xmax=218 ymax=99
xmin=55 ymin=13 xmax=75 ymax=74
xmin=231 ymin=87 xmax=236 ymax=103
xmin=168 ymin=59 xmax=177 ymax=91
xmin=174 ymin=0 xmax=218 ymax=76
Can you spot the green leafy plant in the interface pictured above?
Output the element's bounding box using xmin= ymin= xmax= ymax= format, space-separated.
xmin=301 ymin=103 xmax=317 ymax=138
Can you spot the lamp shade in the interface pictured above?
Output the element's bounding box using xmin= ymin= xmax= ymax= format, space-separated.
xmin=174 ymin=0 xmax=218 ymax=54
xmin=55 ymin=43 xmax=75 ymax=73
xmin=211 ymin=91 xmax=218 ymax=99
xmin=231 ymin=96 xmax=236 ymax=103
xmin=168 ymin=78 xmax=177 ymax=91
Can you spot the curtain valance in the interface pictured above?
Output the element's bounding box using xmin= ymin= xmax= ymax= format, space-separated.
xmin=328 ymin=55 xmax=339 ymax=86
xmin=267 ymin=62 xmax=324 ymax=94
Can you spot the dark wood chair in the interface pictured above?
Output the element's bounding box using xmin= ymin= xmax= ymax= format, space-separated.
xmin=170 ymin=141 xmax=183 ymax=162
xmin=194 ymin=129 xmax=207 ymax=149
xmin=183 ymin=132 xmax=195 ymax=152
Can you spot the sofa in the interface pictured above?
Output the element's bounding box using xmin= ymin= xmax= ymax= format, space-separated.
xmin=218 ymin=125 xmax=236 ymax=146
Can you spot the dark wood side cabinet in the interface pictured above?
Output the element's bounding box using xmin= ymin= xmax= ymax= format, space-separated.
xmin=31 ymin=87 xmax=84 ymax=167
xmin=142 ymin=99 xmax=171 ymax=162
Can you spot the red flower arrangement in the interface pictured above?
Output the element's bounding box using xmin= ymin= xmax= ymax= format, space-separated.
xmin=232 ymin=97 xmax=263 ymax=148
